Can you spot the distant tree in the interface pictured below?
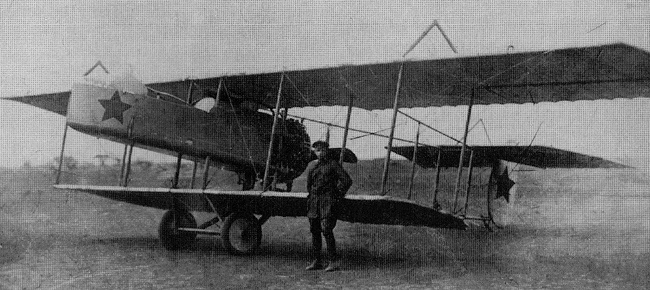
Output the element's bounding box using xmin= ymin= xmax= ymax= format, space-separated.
xmin=94 ymin=154 xmax=110 ymax=167
xmin=134 ymin=160 xmax=153 ymax=171
xmin=53 ymin=156 xmax=78 ymax=171
xmin=22 ymin=160 xmax=33 ymax=169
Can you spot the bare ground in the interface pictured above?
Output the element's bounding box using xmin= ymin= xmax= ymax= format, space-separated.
xmin=1 ymin=164 xmax=649 ymax=289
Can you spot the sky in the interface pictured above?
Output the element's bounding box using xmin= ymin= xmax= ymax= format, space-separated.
xmin=1 ymin=1 xmax=649 ymax=170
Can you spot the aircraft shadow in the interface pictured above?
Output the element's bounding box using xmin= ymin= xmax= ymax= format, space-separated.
xmin=74 ymin=234 xmax=448 ymax=271
xmin=70 ymin=223 xmax=609 ymax=274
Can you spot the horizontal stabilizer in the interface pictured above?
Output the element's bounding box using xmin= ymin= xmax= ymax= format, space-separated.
xmin=55 ymin=185 xmax=466 ymax=229
xmin=7 ymin=91 xmax=70 ymax=116
xmin=390 ymin=145 xmax=630 ymax=169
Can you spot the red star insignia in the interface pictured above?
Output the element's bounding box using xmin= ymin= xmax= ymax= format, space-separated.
xmin=495 ymin=167 xmax=515 ymax=202
xmin=98 ymin=91 xmax=131 ymax=124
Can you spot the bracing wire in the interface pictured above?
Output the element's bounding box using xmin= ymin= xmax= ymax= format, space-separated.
xmin=222 ymin=83 xmax=260 ymax=179
xmin=510 ymin=121 xmax=544 ymax=174
xmin=284 ymin=74 xmax=312 ymax=107
xmin=480 ymin=119 xmax=493 ymax=145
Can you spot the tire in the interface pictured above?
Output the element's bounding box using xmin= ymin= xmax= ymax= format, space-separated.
xmin=158 ymin=209 xmax=197 ymax=250
xmin=221 ymin=213 xmax=262 ymax=255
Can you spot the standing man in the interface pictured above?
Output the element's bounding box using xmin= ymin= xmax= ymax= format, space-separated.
xmin=306 ymin=140 xmax=353 ymax=272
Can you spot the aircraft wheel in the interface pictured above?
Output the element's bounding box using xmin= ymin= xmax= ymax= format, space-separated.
xmin=158 ymin=209 xmax=197 ymax=250
xmin=222 ymin=213 xmax=262 ymax=255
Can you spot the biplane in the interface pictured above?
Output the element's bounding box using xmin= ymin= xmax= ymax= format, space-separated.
xmin=4 ymin=21 xmax=649 ymax=254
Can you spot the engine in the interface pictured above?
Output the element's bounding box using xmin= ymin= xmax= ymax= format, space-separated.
xmin=271 ymin=118 xmax=311 ymax=184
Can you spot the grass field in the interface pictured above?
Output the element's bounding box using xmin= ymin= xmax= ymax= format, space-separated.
xmin=1 ymin=160 xmax=649 ymax=289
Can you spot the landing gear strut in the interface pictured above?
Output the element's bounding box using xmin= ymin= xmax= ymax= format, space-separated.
xmin=158 ymin=208 xmax=265 ymax=254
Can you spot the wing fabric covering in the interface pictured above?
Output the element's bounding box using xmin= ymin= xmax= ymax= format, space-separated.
xmin=6 ymin=43 xmax=650 ymax=115
xmin=55 ymin=185 xmax=466 ymax=229
xmin=152 ymin=43 xmax=650 ymax=109
xmin=390 ymin=145 xmax=630 ymax=169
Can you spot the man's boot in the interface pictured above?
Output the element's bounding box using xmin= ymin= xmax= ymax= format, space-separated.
xmin=324 ymin=259 xmax=340 ymax=272
xmin=305 ymin=259 xmax=323 ymax=271
xmin=323 ymin=232 xmax=339 ymax=271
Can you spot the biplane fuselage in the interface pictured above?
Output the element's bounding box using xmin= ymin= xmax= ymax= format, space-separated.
xmin=66 ymin=81 xmax=312 ymax=187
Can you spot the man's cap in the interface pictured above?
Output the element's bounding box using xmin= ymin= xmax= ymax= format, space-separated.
xmin=312 ymin=140 xmax=329 ymax=149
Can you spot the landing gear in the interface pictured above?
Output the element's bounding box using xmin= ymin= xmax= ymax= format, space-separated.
xmin=158 ymin=209 xmax=267 ymax=254
xmin=221 ymin=213 xmax=262 ymax=255
xmin=158 ymin=208 xmax=197 ymax=250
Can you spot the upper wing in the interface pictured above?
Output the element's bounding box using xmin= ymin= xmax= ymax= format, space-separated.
xmin=6 ymin=43 xmax=650 ymax=114
xmin=390 ymin=145 xmax=631 ymax=169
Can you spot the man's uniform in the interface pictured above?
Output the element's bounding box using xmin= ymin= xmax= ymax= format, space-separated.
xmin=306 ymin=156 xmax=352 ymax=270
